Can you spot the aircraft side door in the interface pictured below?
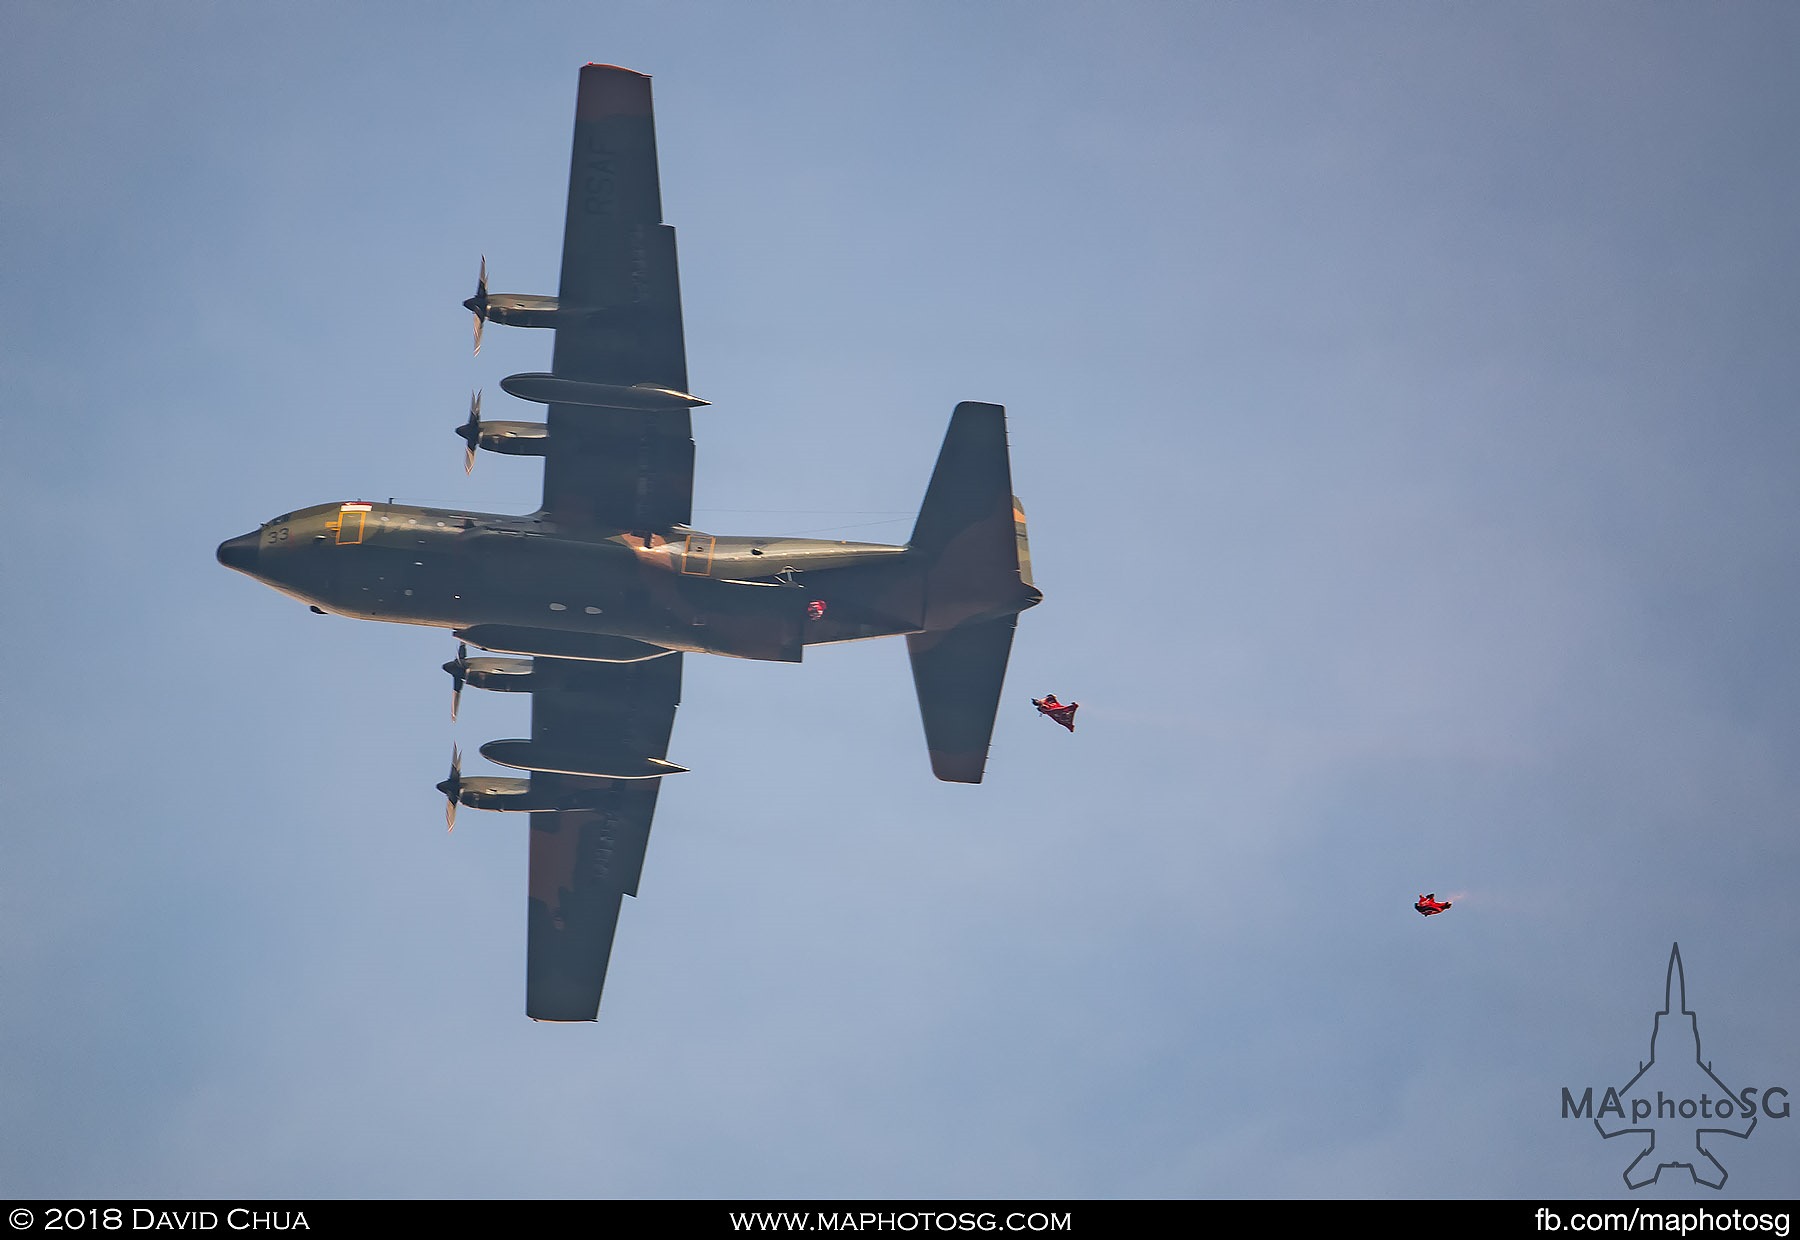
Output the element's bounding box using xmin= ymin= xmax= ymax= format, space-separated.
xmin=680 ymin=534 xmax=714 ymax=576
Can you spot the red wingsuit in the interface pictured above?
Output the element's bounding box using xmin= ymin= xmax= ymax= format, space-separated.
xmin=1032 ymin=694 xmax=1079 ymax=732
xmin=1415 ymin=893 xmax=1452 ymax=916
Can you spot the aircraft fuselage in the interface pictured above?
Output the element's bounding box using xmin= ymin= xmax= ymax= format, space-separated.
xmin=217 ymin=501 xmax=920 ymax=663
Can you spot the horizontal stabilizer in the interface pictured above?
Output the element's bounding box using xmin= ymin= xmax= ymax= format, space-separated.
xmin=910 ymin=402 xmax=1035 ymax=630
xmin=907 ymin=614 xmax=1018 ymax=783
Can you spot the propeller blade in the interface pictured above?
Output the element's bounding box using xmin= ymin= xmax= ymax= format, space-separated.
xmin=470 ymin=256 xmax=488 ymax=354
xmin=438 ymin=744 xmax=463 ymax=832
xmin=457 ymin=390 xmax=482 ymax=475
xmin=443 ymin=641 xmax=469 ymax=720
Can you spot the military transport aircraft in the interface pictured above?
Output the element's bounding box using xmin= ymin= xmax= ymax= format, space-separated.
xmin=216 ymin=64 xmax=1040 ymax=1023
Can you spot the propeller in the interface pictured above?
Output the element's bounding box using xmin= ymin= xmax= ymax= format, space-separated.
xmin=435 ymin=744 xmax=464 ymax=832
xmin=466 ymin=255 xmax=489 ymax=354
xmin=443 ymin=641 xmax=470 ymax=721
xmin=455 ymin=390 xmax=482 ymax=475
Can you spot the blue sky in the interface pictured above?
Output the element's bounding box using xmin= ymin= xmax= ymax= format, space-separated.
xmin=3 ymin=2 xmax=1797 ymax=1199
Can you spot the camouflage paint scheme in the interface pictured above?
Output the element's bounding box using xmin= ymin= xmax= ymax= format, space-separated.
xmin=218 ymin=65 xmax=1039 ymax=1022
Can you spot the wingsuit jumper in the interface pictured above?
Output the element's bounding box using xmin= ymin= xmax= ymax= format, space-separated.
xmin=1415 ymin=893 xmax=1452 ymax=916
xmin=1032 ymin=694 xmax=1078 ymax=732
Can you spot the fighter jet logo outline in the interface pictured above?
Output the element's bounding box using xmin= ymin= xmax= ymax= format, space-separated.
xmin=1593 ymin=943 xmax=1756 ymax=1189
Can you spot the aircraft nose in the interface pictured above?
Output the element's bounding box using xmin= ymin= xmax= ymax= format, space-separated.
xmin=216 ymin=532 xmax=260 ymax=573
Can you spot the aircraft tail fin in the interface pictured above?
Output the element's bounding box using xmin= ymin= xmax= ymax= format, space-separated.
xmin=904 ymin=402 xmax=1040 ymax=783
xmin=1013 ymin=493 xmax=1034 ymax=591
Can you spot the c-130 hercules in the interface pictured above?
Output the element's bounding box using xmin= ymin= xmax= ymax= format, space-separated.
xmin=216 ymin=64 xmax=1040 ymax=1022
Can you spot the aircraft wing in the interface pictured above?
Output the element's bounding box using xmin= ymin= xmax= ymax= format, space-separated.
xmin=541 ymin=63 xmax=695 ymax=532
xmin=524 ymin=652 xmax=683 ymax=1021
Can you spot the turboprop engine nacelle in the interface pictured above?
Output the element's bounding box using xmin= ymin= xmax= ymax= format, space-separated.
xmin=454 ymin=779 xmax=617 ymax=813
xmin=475 ymin=421 xmax=549 ymax=457
xmin=464 ymin=258 xmax=563 ymax=350
xmin=461 ymin=655 xmax=536 ymax=691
